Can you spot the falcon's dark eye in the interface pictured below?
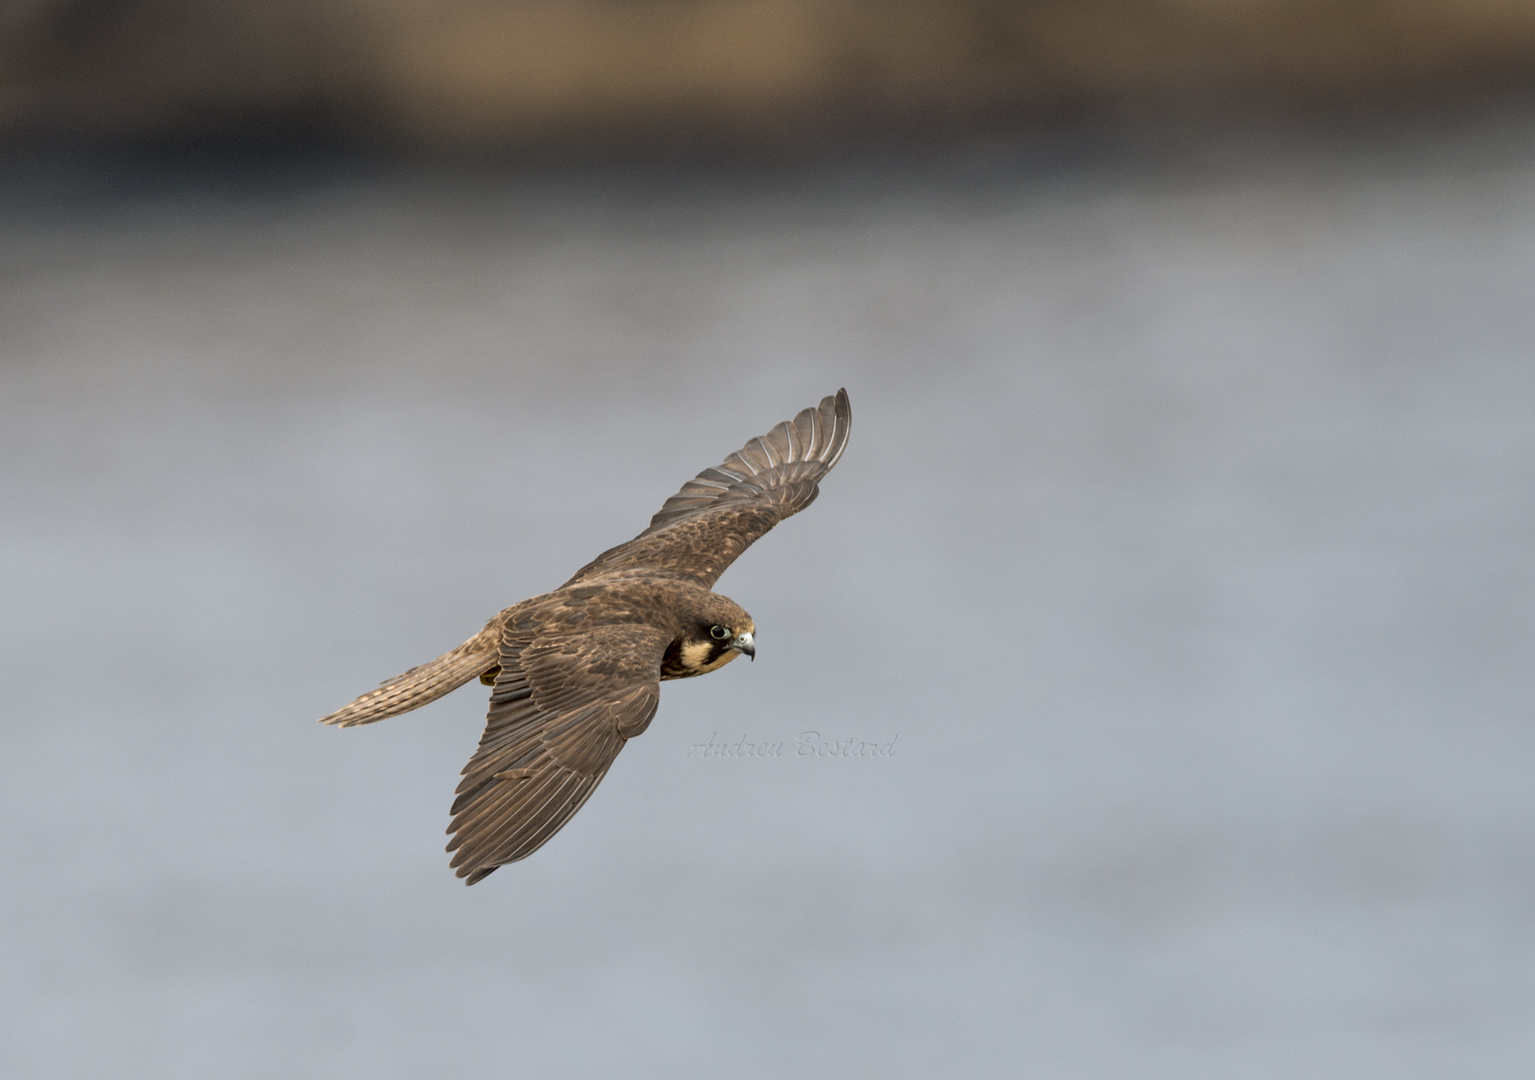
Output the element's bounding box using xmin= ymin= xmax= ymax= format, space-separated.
xmin=709 ymin=625 xmax=729 ymax=640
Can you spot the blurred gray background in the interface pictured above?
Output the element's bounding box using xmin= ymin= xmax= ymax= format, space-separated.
xmin=4 ymin=3 xmax=1535 ymax=1078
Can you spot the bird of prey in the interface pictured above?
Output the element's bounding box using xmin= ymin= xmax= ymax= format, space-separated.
xmin=319 ymin=389 xmax=851 ymax=884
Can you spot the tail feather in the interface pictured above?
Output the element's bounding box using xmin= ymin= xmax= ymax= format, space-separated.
xmin=319 ymin=627 xmax=498 ymax=728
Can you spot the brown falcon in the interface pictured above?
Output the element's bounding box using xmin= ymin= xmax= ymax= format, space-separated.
xmin=319 ymin=389 xmax=851 ymax=883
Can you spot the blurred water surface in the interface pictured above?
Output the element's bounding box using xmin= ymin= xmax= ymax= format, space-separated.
xmin=3 ymin=119 xmax=1535 ymax=1077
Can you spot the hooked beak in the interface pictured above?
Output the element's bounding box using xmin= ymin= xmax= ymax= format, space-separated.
xmin=732 ymin=631 xmax=755 ymax=661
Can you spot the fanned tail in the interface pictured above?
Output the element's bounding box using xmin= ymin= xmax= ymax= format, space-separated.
xmin=318 ymin=626 xmax=498 ymax=728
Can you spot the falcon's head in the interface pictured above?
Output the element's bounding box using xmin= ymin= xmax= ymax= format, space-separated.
xmin=661 ymin=595 xmax=756 ymax=679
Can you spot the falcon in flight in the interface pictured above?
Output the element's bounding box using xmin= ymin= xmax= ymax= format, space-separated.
xmin=319 ymin=389 xmax=851 ymax=883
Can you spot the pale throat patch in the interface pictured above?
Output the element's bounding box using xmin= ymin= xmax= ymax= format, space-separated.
xmin=679 ymin=639 xmax=738 ymax=673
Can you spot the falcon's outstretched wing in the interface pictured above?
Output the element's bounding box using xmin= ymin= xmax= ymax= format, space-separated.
xmin=564 ymin=388 xmax=851 ymax=589
xmin=447 ymin=624 xmax=668 ymax=884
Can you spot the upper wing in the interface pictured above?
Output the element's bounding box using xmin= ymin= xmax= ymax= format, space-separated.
xmin=564 ymin=388 xmax=851 ymax=589
xmin=446 ymin=623 xmax=669 ymax=884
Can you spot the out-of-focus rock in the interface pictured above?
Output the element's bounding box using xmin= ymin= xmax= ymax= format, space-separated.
xmin=6 ymin=0 xmax=1535 ymax=151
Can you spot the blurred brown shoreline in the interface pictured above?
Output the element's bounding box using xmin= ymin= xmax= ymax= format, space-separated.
xmin=6 ymin=0 xmax=1535 ymax=154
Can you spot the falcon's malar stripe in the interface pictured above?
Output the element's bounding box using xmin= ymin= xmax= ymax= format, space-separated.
xmin=678 ymin=639 xmax=735 ymax=672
